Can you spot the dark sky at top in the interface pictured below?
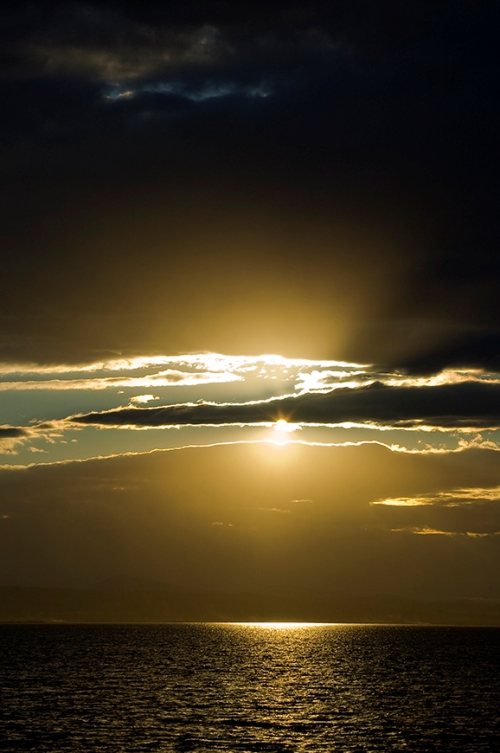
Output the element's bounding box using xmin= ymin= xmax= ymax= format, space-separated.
xmin=1 ymin=0 xmax=499 ymax=370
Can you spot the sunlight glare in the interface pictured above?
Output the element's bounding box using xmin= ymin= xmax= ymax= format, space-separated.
xmin=273 ymin=419 xmax=297 ymax=433
xmin=234 ymin=622 xmax=330 ymax=629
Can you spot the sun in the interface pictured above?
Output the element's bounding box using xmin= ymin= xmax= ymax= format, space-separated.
xmin=271 ymin=418 xmax=301 ymax=444
xmin=273 ymin=419 xmax=296 ymax=434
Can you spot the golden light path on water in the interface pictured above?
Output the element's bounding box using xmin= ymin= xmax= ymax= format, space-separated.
xmin=230 ymin=622 xmax=333 ymax=629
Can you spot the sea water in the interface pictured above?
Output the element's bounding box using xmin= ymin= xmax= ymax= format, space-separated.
xmin=1 ymin=624 xmax=499 ymax=752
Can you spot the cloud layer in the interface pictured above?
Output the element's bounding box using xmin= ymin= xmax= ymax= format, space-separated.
xmin=1 ymin=353 xmax=499 ymax=465
xmin=2 ymin=442 xmax=500 ymax=598
xmin=71 ymin=380 xmax=500 ymax=430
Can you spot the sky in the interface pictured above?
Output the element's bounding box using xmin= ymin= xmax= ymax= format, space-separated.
xmin=1 ymin=1 xmax=500 ymax=605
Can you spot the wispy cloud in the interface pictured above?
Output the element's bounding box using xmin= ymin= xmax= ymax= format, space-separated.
xmin=0 ymin=426 xmax=30 ymax=454
xmin=11 ymin=3 xmax=343 ymax=86
xmin=391 ymin=526 xmax=500 ymax=538
xmin=24 ymin=18 xmax=231 ymax=81
xmin=0 ymin=369 xmax=242 ymax=391
xmin=105 ymin=79 xmax=273 ymax=103
xmin=0 ymin=424 xmax=54 ymax=454
xmin=257 ymin=507 xmax=291 ymax=514
xmin=374 ymin=486 xmax=500 ymax=507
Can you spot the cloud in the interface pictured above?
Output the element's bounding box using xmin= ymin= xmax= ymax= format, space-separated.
xmin=374 ymin=486 xmax=500 ymax=507
xmin=108 ymin=79 xmax=274 ymax=104
xmin=391 ymin=527 xmax=500 ymax=538
xmin=29 ymin=23 xmax=232 ymax=83
xmin=5 ymin=2 xmax=344 ymax=84
xmin=0 ymin=368 xmax=242 ymax=391
xmin=0 ymin=0 xmax=387 ymax=153
xmin=257 ymin=507 xmax=290 ymax=514
xmin=2 ymin=354 xmax=499 ymax=465
xmin=70 ymin=380 xmax=500 ymax=430
xmin=1 ymin=441 xmax=500 ymax=598
xmin=0 ymin=426 xmax=28 ymax=439
xmin=373 ymin=473 xmax=500 ymax=541
xmin=0 ymin=425 xmax=30 ymax=454
xmin=130 ymin=394 xmax=159 ymax=404
xmin=391 ymin=331 xmax=500 ymax=376
xmin=0 ymin=421 xmax=65 ymax=457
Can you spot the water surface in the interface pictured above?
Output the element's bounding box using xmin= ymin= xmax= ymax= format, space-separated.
xmin=1 ymin=623 xmax=499 ymax=751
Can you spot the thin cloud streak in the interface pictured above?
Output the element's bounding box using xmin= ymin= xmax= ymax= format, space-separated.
xmin=391 ymin=527 xmax=500 ymax=538
xmin=374 ymin=486 xmax=500 ymax=507
xmin=0 ymin=369 xmax=242 ymax=391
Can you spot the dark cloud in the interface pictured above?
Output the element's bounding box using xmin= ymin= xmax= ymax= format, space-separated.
xmin=2 ymin=1 xmax=497 ymax=166
xmin=0 ymin=426 xmax=29 ymax=453
xmin=0 ymin=427 xmax=27 ymax=438
xmin=390 ymin=331 xmax=500 ymax=376
xmin=71 ymin=380 xmax=500 ymax=429
xmin=0 ymin=1 xmax=499 ymax=368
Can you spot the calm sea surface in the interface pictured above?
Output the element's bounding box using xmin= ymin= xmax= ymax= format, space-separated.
xmin=1 ymin=624 xmax=500 ymax=752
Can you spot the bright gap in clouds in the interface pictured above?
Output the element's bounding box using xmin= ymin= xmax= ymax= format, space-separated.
xmin=1 ymin=352 xmax=500 ymax=465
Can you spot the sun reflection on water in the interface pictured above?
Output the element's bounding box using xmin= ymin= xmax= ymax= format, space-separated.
xmin=231 ymin=622 xmax=332 ymax=629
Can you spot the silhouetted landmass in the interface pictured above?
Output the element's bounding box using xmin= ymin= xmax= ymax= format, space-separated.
xmin=1 ymin=587 xmax=500 ymax=625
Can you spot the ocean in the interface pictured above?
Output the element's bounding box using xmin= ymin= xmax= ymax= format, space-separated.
xmin=1 ymin=623 xmax=499 ymax=752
